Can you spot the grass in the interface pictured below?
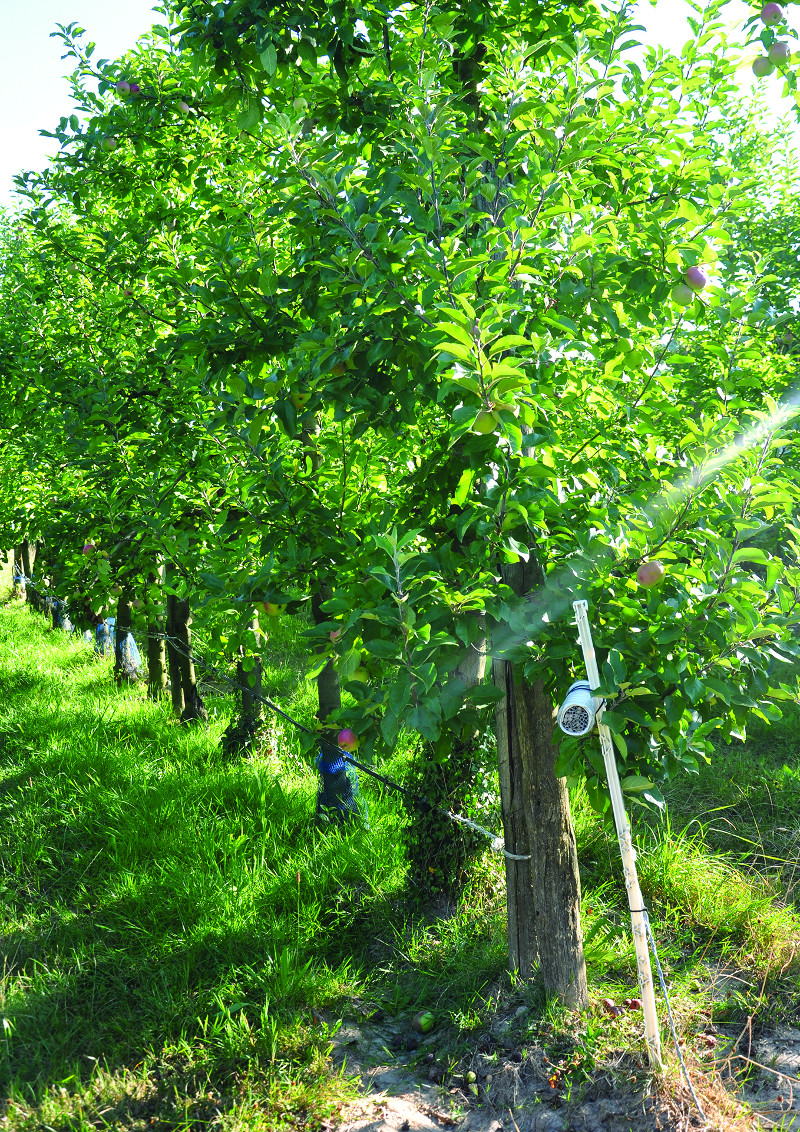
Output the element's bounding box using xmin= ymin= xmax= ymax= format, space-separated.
xmin=0 ymin=596 xmax=798 ymax=1130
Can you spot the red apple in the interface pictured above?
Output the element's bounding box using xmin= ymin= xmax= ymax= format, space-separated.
xmin=768 ymin=41 xmax=790 ymax=63
xmin=684 ymin=266 xmax=708 ymax=291
xmin=129 ymin=83 xmax=141 ymax=94
xmin=116 ymin=80 xmax=131 ymax=94
xmin=338 ymin=728 xmax=358 ymax=751
xmin=82 ymin=543 xmax=96 ymax=556
xmin=761 ymin=3 xmax=785 ymax=24
xmin=636 ymin=560 xmax=665 ymax=588
xmin=752 ymin=55 xmax=776 ymax=76
xmin=671 ymin=284 xmax=694 ymax=307
xmin=330 ymin=628 xmax=342 ymax=642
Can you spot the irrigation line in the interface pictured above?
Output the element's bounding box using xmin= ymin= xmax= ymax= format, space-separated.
xmin=154 ymin=630 xmax=531 ymax=860
xmin=11 ymin=573 xmax=526 ymax=859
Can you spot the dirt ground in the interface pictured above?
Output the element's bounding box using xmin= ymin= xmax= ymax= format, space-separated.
xmin=329 ymin=1002 xmax=800 ymax=1132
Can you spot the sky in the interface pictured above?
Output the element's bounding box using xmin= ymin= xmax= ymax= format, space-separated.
xmin=0 ymin=0 xmax=794 ymax=206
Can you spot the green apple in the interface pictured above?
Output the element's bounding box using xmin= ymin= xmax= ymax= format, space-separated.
xmin=350 ymin=667 xmax=369 ymax=683
xmin=412 ymin=1011 xmax=435 ymax=1034
xmin=473 ymin=410 xmax=496 ymax=435
xmin=291 ymin=390 xmax=311 ymax=409
xmin=262 ymin=601 xmax=285 ymax=616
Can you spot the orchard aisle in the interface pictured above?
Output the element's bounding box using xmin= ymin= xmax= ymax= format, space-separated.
xmin=3 ymin=601 xmax=795 ymax=1132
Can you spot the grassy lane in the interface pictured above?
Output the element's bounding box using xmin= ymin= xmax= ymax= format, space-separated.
xmin=1 ymin=599 xmax=799 ymax=1130
xmin=0 ymin=603 xmax=411 ymax=1128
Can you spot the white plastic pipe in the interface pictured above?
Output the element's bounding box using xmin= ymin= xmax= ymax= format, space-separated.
xmin=572 ymin=600 xmax=662 ymax=1068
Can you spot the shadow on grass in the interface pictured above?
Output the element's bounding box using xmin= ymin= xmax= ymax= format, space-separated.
xmin=0 ymin=617 xmax=416 ymax=1109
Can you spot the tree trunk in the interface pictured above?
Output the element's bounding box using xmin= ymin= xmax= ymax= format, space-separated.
xmin=240 ymin=616 xmax=264 ymax=727
xmin=493 ymin=560 xmax=588 ymax=1008
xmin=12 ymin=547 xmax=23 ymax=598
xmin=494 ymin=652 xmax=538 ymax=979
xmin=173 ymin=594 xmax=208 ymax=725
xmin=311 ymin=586 xmax=341 ymax=735
xmin=164 ymin=565 xmax=185 ymax=716
xmin=20 ymin=540 xmax=36 ymax=607
xmin=222 ymin=616 xmax=264 ymax=756
xmin=114 ymin=592 xmax=139 ymax=685
xmin=521 ymin=677 xmax=588 ymax=1009
xmin=146 ymin=567 xmax=168 ymax=701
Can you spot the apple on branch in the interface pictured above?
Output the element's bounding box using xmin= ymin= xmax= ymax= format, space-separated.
xmin=290 ymin=389 xmax=311 ymax=410
xmin=752 ymin=56 xmax=776 ymax=77
xmin=684 ymin=266 xmax=708 ymax=291
xmin=636 ymin=561 xmax=665 ymax=588
xmin=671 ymin=284 xmax=694 ymax=307
xmin=338 ymin=728 xmax=358 ymax=751
xmin=761 ymin=3 xmax=785 ymax=25
xmin=473 ymin=410 xmax=497 ymax=435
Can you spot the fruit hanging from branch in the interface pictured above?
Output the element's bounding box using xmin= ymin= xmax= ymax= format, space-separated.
xmin=768 ymin=41 xmax=790 ymax=63
xmin=473 ymin=410 xmax=496 ymax=434
xmin=636 ymin=560 xmax=666 ymax=588
xmin=760 ymin=3 xmax=785 ymax=25
xmin=337 ymin=728 xmax=358 ymax=751
xmin=752 ymin=55 xmax=776 ymax=76
xmin=684 ymin=266 xmax=708 ymax=291
xmin=671 ymin=283 xmax=694 ymax=307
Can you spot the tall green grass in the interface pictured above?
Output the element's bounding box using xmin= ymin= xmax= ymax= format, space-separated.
xmin=0 ymin=601 xmax=798 ymax=1130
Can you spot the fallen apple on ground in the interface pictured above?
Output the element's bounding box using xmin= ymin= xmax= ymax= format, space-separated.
xmin=412 ymin=1011 xmax=435 ymax=1034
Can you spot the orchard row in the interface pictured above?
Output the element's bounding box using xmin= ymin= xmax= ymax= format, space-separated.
xmin=2 ymin=0 xmax=800 ymax=999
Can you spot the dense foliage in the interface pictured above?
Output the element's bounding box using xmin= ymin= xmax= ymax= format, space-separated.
xmin=1 ymin=0 xmax=800 ymax=917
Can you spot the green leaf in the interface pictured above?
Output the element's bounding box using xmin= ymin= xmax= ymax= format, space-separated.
xmin=365 ymin=639 xmax=398 ymax=659
xmin=259 ymin=44 xmax=277 ymax=75
xmin=467 ymin=684 xmax=505 ymax=705
xmin=454 ymin=468 xmax=476 ymax=507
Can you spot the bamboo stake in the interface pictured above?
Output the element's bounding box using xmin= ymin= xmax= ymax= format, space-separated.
xmin=572 ymin=599 xmax=662 ymax=1067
